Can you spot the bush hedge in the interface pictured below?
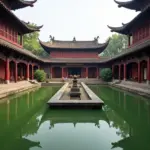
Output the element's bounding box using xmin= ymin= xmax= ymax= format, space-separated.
xmin=34 ymin=69 xmax=46 ymax=82
xmin=100 ymin=68 xmax=112 ymax=82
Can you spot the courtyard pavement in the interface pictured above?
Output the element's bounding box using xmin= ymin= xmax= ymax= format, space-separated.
xmin=0 ymin=81 xmax=39 ymax=99
xmin=111 ymin=80 xmax=150 ymax=98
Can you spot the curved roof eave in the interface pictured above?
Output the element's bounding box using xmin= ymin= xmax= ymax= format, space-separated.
xmin=21 ymin=21 xmax=43 ymax=33
xmin=39 ymin=38 xmax=110 ymax=54
xmin=97 ymin=38 xmax=110 ymax=54
xmin=114 ymin=0 xmax=140 ymax=11
xmin=10 ymin=0 xmax=37 ymax=10
xmin=0 ymin=2 xmax=42 ymax=34
xmin=107 ymin=25 xmax=128 ymax=34
xmin=107 ymin=6 xmax=150 ymax=35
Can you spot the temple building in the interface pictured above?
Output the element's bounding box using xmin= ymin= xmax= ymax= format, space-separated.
xmin=0 ymin=0 xmax=43 ymax=83
xmin=108 ymin=0 xmax=150 ymax=84
xmin=39 ymin=37 xmax=109 ymax=79
xmin=0 ymin=0 xmax=150 ymax=85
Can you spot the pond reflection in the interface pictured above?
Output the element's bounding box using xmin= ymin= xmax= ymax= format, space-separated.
xmin=0 ymin=85 xmax=150 ymax=150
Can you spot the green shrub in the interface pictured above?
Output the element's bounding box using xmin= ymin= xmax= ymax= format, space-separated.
xmin=100 ymin=68 xmax=112 ymax=82
xmin=34 ymin=69 xmax=46 ymax=82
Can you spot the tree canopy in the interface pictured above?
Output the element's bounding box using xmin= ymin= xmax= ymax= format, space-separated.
xmin=101 ymin=34 xmax=128 ymax=57
xmin=23 ymin=23 xmax=47 ymax=57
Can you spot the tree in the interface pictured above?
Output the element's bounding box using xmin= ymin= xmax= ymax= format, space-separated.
xmin=23 ymin=23 xmax=47 ymax=57
xmin=100 ymin=68 xmax=112 ymax=81
xmin=34 ymin=69 xmax=46 ymax=82
xmin=101 ymin=34 xmax=128 ymax=57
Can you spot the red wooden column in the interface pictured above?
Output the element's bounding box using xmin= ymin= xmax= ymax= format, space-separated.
xmin=15 ymin=61 xmax=18 ymax=82
xmin=119 ymin=64 xmax=121 ymax=80
xmin=26 ymin=63 xmax=29 ymax=81
xmin=147 ymin=57 xmax=150 ymax=84
xmin=124 ymin=63 xmax=126 ymax=81
xmin=62 ymin=67 xmax=64 ymax=78
xmin=86 ymin=67 xmax=88 ymax=78
xmin=5 ymin=57 xmax=10 ymax=84
xmin=138 ymin=61 xmax=141 ymax=83
xmin=32 ymin=65 xmax=34 ymax=80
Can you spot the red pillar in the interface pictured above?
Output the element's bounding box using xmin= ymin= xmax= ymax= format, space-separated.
xmin=86 ymin=67 xmax=88 ymax=78
xmin=32 ymin=65 xmax=34 ymax=80
xmin=5 ymin=58 xmax=10 ymax=84
xmin=15 ymin=62 xmax=18 ymax=82
xmin=124 ymin=63 xmax=126 ymax=81
xmin=119 ymin=64 xmax=121 ymax=80
xmin=138 ymin=61 xmax=141 ymax=83
xmin=26 ymin=63 xmax=29 ymax=81
xmin=62 ymin=67 xmax=64 ymax=78
xmin=147 ymin=57 xmax=150 ymax=84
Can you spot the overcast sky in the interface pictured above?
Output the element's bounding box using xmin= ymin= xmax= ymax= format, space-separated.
xmin=14 ymin=0 xmax=138 ymax=43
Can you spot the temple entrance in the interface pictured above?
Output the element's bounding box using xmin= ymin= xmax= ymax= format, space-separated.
xmin=53 ymin=67 xmax=62 ymax=78
xmin=127 ymin=62 xmax=138 ymax=81
xmin=88 ymin=67 xmax=97 ymax=78
xmin=68 ymin=68 xmax=81 ymax=77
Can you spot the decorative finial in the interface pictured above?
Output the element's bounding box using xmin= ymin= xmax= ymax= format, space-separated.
xmin=49 ymin=35 xmax=55 ymax=41
xmin=122 ymin=23 xmax=126 ymax=26
xmin=94 ymin=36 xmax=99 ymax=42
xmin=73 ymin=37 xmax=76 ymax=41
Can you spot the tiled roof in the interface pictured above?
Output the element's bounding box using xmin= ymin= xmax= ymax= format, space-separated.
xmin=108 ymin=5 xmax=150 ymax=35
xmin=7 ymin=0 xmax=37 ymax=10
xmin=105 ymin=39 xmax=150 ymax=62
xmin=0 ymin=38 xmax=42 ymax=61
xmin=39 ymin=38 xmax=110 ymax=54
xmin=43 ymin=57 xmax=109 ymax=63
xmin=114 ymin=0 xmax=149 ymax=11
xmin=0 ymin=1 xmax=43 ymax=34
xmin=0 ymin=37 xmax=149 ymax=64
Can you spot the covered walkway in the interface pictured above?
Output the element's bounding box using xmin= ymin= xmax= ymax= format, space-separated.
xmin=0 ymin=56 xmax=40 ymax=84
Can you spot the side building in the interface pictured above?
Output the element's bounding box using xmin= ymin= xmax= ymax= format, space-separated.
xmin=39 ymin=37 xmax=109 ymax=79
xmin=0 ymin=0 xmax=42 ymax=83
xmin=108 ymin=0 xmax=150 ymax=84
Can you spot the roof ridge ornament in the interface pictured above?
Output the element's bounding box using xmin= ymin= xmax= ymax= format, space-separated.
xmin=49 ymin=35 xmax=55 ymax=42
xmin=94 ymin=36 xmax=99 ymax=43
xmin=73 ymin=37 xmax=76 ymax=42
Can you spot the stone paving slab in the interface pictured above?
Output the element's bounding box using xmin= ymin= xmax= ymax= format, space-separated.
xmin=0 ymin=81 xmax=40 ymax=99
xmin=110 ymin=82 xmax=150 ymax=98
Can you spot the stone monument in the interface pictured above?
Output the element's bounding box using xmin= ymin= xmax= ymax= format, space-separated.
xmin=69 ymin=75 xmax=81 ymax=99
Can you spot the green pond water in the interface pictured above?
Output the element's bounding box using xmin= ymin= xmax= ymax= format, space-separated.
xmin=0 ymin=85 xmax=150 ymax=150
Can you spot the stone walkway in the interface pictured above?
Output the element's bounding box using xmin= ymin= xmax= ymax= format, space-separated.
xmin=110 ymin=80 xmax=150 ymax=98
xmin=0 ymin=81 xmax=39 ymax=99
